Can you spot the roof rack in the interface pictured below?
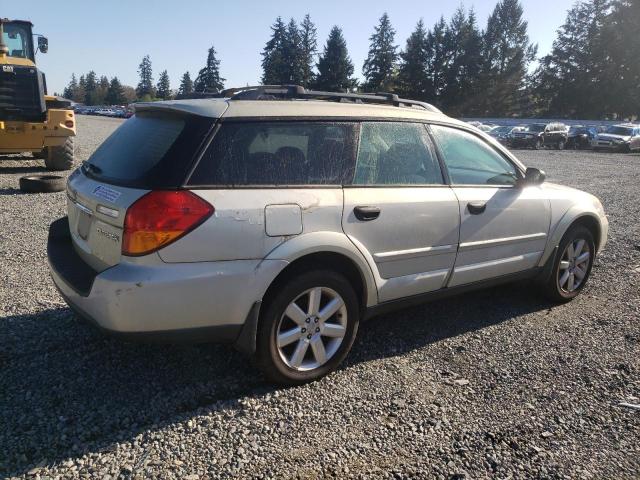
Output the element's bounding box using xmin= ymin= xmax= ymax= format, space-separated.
xmin=209 ymin=85 xmax=442 ymax=113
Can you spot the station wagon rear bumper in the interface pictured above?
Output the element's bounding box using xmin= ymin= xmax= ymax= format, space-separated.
xmin=47 ymin=217 xmax=287 ymax=343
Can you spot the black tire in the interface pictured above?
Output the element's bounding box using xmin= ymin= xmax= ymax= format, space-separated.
xmin=44 ymin=137 xmax=75 ymax=171
xmin=541 ymin=225 xmax=595 ymax=303
xmin=19 ymin=174 xmax=66 ymax=193
xmin=255 ymin=270 xmax=360 ymax=385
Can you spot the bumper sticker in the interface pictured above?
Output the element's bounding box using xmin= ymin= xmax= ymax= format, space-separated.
xmin=93 ymin=185 xmax=122 ymax=203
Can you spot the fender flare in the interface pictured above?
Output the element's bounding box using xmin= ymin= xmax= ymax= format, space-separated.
xmin=263 ymin=231 xmax=379 ymax=307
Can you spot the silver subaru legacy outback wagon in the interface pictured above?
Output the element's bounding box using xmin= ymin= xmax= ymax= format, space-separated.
xmin=48 ymin=86 xmax=608 ymax=384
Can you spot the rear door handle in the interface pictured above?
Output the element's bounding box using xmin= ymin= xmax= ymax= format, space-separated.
xmin=467 ymin=202 xmax=487 ymax=215
xmin=354 ymin=206 xmax=381 ymax=221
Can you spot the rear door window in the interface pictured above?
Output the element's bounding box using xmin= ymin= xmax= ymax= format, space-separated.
xmin=84 ymin=111 xmax=214 ymax=188
xmin=353 ymin=122 xmax=443 ymax=185
xmin=188 ymin=122 xmax=357 ymax=186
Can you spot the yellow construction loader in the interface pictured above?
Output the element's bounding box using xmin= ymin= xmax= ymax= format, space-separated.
xmin=0 ymin=18 xmax=76 ymax=170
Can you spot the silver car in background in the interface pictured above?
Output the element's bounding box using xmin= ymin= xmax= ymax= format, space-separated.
xmin=592 ymin=124 xmax=640 ymax=152
xmin=48 ymin=86 xmax=608 ymax=384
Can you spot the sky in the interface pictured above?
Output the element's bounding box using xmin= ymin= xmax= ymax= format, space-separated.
xmin=5 ymin=0 xmax=575 ymax=95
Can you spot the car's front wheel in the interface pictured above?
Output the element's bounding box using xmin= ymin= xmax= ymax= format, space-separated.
xmin=256 ymin=270 xmax=360 ymax=385
xmin=542 ymin=225 xmax=595 ymax=303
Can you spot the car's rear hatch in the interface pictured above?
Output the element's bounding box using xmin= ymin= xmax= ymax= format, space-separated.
xmin=66 ymin=103 xmax=223 ymax=271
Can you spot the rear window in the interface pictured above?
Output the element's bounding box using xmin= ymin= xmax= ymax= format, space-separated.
xmin=188 ymin=122 xmax=357 ymax=186
xmin=83 ymin=111 xmax=214 ymax=188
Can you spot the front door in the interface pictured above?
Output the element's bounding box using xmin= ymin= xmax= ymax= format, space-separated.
xmin=342 ymin=122 xmax=460 ymax=302
xmin=430 ymin=125 xmax=551 ymax=287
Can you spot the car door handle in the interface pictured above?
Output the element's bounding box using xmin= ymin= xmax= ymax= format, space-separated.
xmin=354 ymin=206 xmax=381 ymax=221
xmin=467 ymin=202 xmax=487 ymax=215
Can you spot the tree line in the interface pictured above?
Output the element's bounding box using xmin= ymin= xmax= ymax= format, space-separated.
xmin=62 ymin=0 xmax=639 ymax=119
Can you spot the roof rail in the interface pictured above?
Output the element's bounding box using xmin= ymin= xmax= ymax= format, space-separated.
xmin=214 ymin=85 xmax=442 ymax=113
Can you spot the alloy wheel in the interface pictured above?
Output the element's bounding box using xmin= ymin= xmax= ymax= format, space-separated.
xmin=558 ymin=238 xmax=591 ymax=293
xmin=276 ymin=287 xmax=347 ymax=371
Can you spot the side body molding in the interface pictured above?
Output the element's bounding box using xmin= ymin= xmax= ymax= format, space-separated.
xmin=263 ymin=231 xmax=379 ymax=307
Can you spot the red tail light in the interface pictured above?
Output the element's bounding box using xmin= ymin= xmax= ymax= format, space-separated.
xmin=122 ymin=190 xmax=214 ymax=256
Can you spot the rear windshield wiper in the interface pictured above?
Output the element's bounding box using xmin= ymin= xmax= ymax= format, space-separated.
xmin=82 ymin=161 xmax=102 ymax=176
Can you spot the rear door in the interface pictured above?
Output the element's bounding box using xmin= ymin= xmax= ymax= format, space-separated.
xmin=430 ymin=125 xmax=550 ymax=287
xmin=342 ymin=122 xmax=459 ymax=302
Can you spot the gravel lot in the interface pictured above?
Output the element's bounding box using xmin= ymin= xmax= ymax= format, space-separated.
xmin=0 ymin=115 xmax=638 ymax=479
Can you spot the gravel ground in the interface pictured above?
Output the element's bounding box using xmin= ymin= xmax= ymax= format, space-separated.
xmin=0 ymin=115 xmax=638 ymax=479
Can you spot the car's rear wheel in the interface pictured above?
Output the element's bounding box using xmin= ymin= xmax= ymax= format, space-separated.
xmin=542 ymin=225 xmax=595 ymax=303
xmin=256 ymin=270 xmax=359 ymax=385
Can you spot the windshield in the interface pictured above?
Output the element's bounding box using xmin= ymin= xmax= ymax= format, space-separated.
xmin=2 ymin=22 xmax=33 ymax=60
xmin=605 ymin=126 xmax=633 ymax=136
xmin=83 ymin=111 xmax=214 ymax=188
xmin=493 ymin=126 xmax=512 ymax=134
xmin=525 ymin=124 xmax=545 ymax=133
xmin=569 ymin=127 xmax=587 ymax=134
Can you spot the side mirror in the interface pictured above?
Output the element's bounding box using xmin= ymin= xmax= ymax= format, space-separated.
xmin=523 ymin=167 xmax=545 ymax=185
xmin=38 ymin=36 xmax=48 ymax=53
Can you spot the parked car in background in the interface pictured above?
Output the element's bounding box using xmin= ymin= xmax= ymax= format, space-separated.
xmin=510 ymin=122 xmax=568 ymax=150
xmin=467 ymin=121 xmax=496 ymax=132
xmin=567 ymin=126 xmax=598 ymax=150
xmin=47 ymin=85 xmax=608 ymax=384
xmin=592 ymin=124 xmax=640 ymax=152
xmin=489 ymin=125 xmax=524 ymax=145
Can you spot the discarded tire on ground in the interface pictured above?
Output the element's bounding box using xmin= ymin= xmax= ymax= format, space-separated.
xmin=19 ymin=174 xmax=66 ymax=193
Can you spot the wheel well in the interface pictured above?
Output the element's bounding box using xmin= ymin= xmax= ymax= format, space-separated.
xmin=570 ymin=215 xmax=601 ymax=251
xmin=261 ymin=252 xmax=367 ymax=314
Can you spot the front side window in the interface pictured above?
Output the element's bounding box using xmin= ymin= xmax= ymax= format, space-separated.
xmin=353 ymin=122 xmax=443 ymax=185
xmin=431 ymin=125 xmax=518 ymax=186
xmin=189 ymin=122 xmax=355 ymax=186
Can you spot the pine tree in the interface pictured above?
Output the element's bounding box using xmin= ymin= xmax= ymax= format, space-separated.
xmin=362 ymin=13 xmax=399 ymax=92
xmin=425 ymin=17 xmax=448 ymax=104
xmin=63 ymin=74 xmax=78 ymax=100
xmin=105 ymin=77 xmax=126 ymax=105
xmin=84 ymin=71 xmax=98 ymax=105
xmin=479 ymin=0 xmax=537 ymax=116
xmin=440 ymin=7 xmax=483 ymax=115
xmin=96 ymin=75 xmax=109 ymax=105
xmin=299 ymin=14 xmax=318 ymax=87
xmin=314 ymin=26 xmax=357 ymax=92
xmin=178 ymin=71 xmax=194 ymax=97
xmin=156 ymin=70 xmax=172 ymax=99
xmin=397 ymin=19 xmax=430 ymax=101
xmin=194 ymin=46 xmax=225 ymax=93
xmin=76 ymin=75 xmax=87 ymax=104
xmin=261 ymin=17 xmax=288 ymax=84
xmin=283 ymin=18 xmax=304 ymax=84
xmin=136 ymin=54 xmax=154 ymax=99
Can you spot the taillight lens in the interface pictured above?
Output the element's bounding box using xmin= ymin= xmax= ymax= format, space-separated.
xmin=122 ymin=190 xmax=214 ymax=256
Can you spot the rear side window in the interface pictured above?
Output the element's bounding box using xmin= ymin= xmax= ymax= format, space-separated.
xmin=431 ymin=125 xmax=518 ymax=186
xmin=188 ymin=122 xmax=356 ymax=186
xmin=353 ymin=122 xmax=443 ymax=185
xmin=84 ymin=112 xmax=214 ymax=188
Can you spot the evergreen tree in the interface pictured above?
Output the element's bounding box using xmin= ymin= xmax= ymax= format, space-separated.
xmin=314 ymin=26 xmax=357 ymax=92
xmin=261 ymin=17 xmax=288 ymax=84
xmin=105 ymin=77 xmax=126 ymax=105
xmin=178 ymin=71 xmax=194 ymax=97
xmin=603 ymin=0 xmax=640 ymax=117
xmin=479 ymin=0 xmax=537 ymax=116
xmin=440 ymin=7 xmax=483 ymax=115
xmin=532 ymin=0 xmax=612 ymax=117
xmin=299 ymin=14 xmax=318 ymax=87
xmin=136 ymin=54 xmax=154 ymax=99
xmin=96 ymin=75 xmax=109 ymax=105
xmin=63 ymin=74 xmax=78 ymax=100
xmin=362 ymin=13 xmax=399 ymax=92
xmin=84 ymin=70 xmax=98 ymax=105
xmin=76 ymin=75 xmax=87 ymax=104
xmin=283 ymin=18 xmax=304 ymax=84
xmin=397 ymin=19 xmax=430 ymax=101
xmin=425 ymin=16 xmax=448 ymax=104
xmin=194 ymin=46 xmax=225 ymax=93
xmin=156 ymin=70 xmax=172 ymax=99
